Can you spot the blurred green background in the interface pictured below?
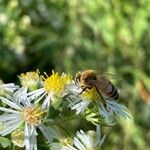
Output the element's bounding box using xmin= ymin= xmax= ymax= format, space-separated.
xmin=0 ymin=0 xmax=150 ymax=149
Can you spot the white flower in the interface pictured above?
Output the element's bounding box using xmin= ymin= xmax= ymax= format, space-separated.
xmin=68 ymin=94 xmax=91 ymax=115
xmin=67 ymin=84 xmax=131 ymax=124
xmin=28 ymin=71 xmax=72 ymax=109
xmin=99 ymin=100 xmax=131 ymax=118
xmin=0 ymin=88 xmax=52 ymax=150
xmin=63 ymin=126 xmax=106 ymax=150
xmin=18 ymin=70 xmax=42 ymax=91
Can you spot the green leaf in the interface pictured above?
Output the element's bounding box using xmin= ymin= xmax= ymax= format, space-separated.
xmin=52 ymin=99 xmax=62 ymax=109
xmin=0 ymin=137 xmax=11 ymax=148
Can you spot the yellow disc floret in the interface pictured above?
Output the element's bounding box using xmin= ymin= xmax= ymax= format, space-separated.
xmin=82 ymin=87 xmax=101 ymax=101
xmin=11 ymin=128 xmax=24 ymax=147
xmin=19 ymin=70 xmax=41 ymax=90
xmin=43 ymin=70 xmax=72 ymax=96
xmin=22 ymin=106 xmax=45 ymax=125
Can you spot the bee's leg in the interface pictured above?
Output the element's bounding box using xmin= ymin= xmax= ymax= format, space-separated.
xmin=78 ymin=86 xmax=88 ymax=95
xmin=77 ymin=85 xmax=92 ymax=97
xmin=95 ymin=87 xmax=107 ymax=108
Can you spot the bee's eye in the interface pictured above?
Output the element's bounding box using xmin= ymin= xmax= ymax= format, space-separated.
xmin=93 ymin=76 xmax=96 ymax=80
xmin=85 ymin=75 xmax=96 ymax=83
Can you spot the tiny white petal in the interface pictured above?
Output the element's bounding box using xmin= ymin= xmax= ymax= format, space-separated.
xmin=0 ymin=119 xmax=23 ymax=136
xmin=24 ymin=124 xmax=30 ymax=150
xmin=0 ymin=107 xmax=19 ymax=113
xmin=0 ymin=97 xmax=21 ymax=110
xmin=28 ymin=88 xmax=45 ymax=98
xmin=63 ymin=146 xmax=77 ymax=150
xmin=74 ymin=137 xmax=86 ymax=150
xmin=0 ymin=113 xmax=20 ymax=121
xmin=38 ymin=123 xmax=52 ymax=143
xmin=34 ymin=92 xmax=46 ymax=104
xmin=41 ymin=93 xmax=51 ymax=109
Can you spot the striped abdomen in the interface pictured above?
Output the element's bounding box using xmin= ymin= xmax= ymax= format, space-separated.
xmin=95 ymin=76 xmax=119 ymax=100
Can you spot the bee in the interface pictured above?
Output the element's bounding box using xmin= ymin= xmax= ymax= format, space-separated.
xmin=75 ymin=70 xmax=119 ymax=101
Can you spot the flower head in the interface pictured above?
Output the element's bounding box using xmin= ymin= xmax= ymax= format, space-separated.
xmin=11 ymin=128 xmax=24 ymax=147
xmin=68 ymin=83 xmax=131 ymax=124
xmin=19 ymin=70 xmax=42 ymax=91
xmin=64 ymin=126 xmax=106 ymax=150
xmin=28 ymin=70 xmax=72 ymax=109
xmin=82 ymin=87 xmax=101 ymax=101
xmin=0 ymin=88 xmax=51 ymax=150
xmin=43 ymin=70 xmax=71 ymax=96
xmin=22 ymin=106 xmax=46 ymax=126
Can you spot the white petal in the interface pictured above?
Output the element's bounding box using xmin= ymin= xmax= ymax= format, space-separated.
xmin=72 ymin=100 xmax=90 ymax=114
xmin=77 ymin=131 xmax=92 ymax=148
xmin=0 ymin=107 xmax=19 ymax=113
xmin=0 ymin=119 xmax=23 ymax=136
xmin=28 ymin=88 xmax=45 ymax=98
xmin=0 ymin=113 xmax=20 ymax=121
xmin=38 ymin=123 xmax=52 ymax=143
xmin=0 ymin=84 xmax=19 ymax=92
xmin=34 ymin=92 xmax=46 ymax=104
xmin=41 ymin=93 xmax=51 ymax=109
xmin=74 ymin=137 xmax=86 ymax=150
xmin=0 ymin=97 xmax=21 ymax=110
xmin=24 ymin=124 xmax=30 ymax=150
xmin=63 ymin=146 xmax=77 ymax=150
xmin=106 ymin=100 xmax=131 ymax=118
xmin=13 ymin=87 xmax=29 ymax=105
xmin=65 ymin=84 xmax=82 ymax=94
xmin=99 ymin=135 xmax=106 ymax=146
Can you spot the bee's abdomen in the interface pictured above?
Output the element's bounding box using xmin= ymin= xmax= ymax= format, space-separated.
xmin=107 ymin=84 xmax=119 ymax=100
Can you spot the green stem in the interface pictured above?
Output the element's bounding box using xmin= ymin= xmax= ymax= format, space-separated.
xmin=12 ymin=144 xmax=15 ymax=150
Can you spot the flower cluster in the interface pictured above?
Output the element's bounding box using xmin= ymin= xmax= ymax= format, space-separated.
xmin=0 ymin=70 xmax=131 ymax=150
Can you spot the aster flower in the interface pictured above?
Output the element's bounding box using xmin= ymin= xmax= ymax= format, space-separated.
xmin=0 ymin=88 xmax=52 ymax=150
xmin=28 ymin=70 xmax=72 ymax=109
xmin=19 ymin=70 xmax=42 ymax=91
xmin=11 ymin=128 xmax=24 ymax=147
xmin=68 ymin=85 xmax=131 ymax=124
xmin=63 ymin=125 xmax=106 ymax=150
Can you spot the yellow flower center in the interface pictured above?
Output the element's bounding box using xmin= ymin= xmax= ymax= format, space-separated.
xmin=43 ymin=70 xmax=72 ymax=96
xmin=22 ymin=106 xmax=45 ymax=125
xmin=11 ymin=129 xmax=24 ymax=147
xmin=19 ymin=70 xmax=41 ymax=88
xmin=82 ymin=87 xmax=101 ymax=101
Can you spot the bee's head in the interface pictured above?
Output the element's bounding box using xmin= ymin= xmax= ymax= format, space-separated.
xmin=79 ymin=70 xmax=96 ymax=85
xmin=75 ymin=70 xmax=97 ymax=86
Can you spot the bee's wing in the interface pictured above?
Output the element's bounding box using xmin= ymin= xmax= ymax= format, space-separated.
xmin=96 ymin=72 xmax=132 ymax=99
xmin=95 ymin=72 xmax=122 ymax=93
xmin=96 ymin=72 xmax=123 ymax=81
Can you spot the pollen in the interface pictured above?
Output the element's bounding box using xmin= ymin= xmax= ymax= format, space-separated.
xmin=82 ymin=87 xmax=100 ymax=101
xmin=43 ymin=70 xmax=72 ymax=96
xmin=22 ymin=106 xmax=45 ymax=125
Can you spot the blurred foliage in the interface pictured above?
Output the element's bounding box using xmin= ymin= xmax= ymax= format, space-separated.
xmin=0 ymin=0 xmax=150 ymax=149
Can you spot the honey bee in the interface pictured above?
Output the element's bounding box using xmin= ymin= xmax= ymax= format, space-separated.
xmin=75 ymin=70 xmax=119 ymax=101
